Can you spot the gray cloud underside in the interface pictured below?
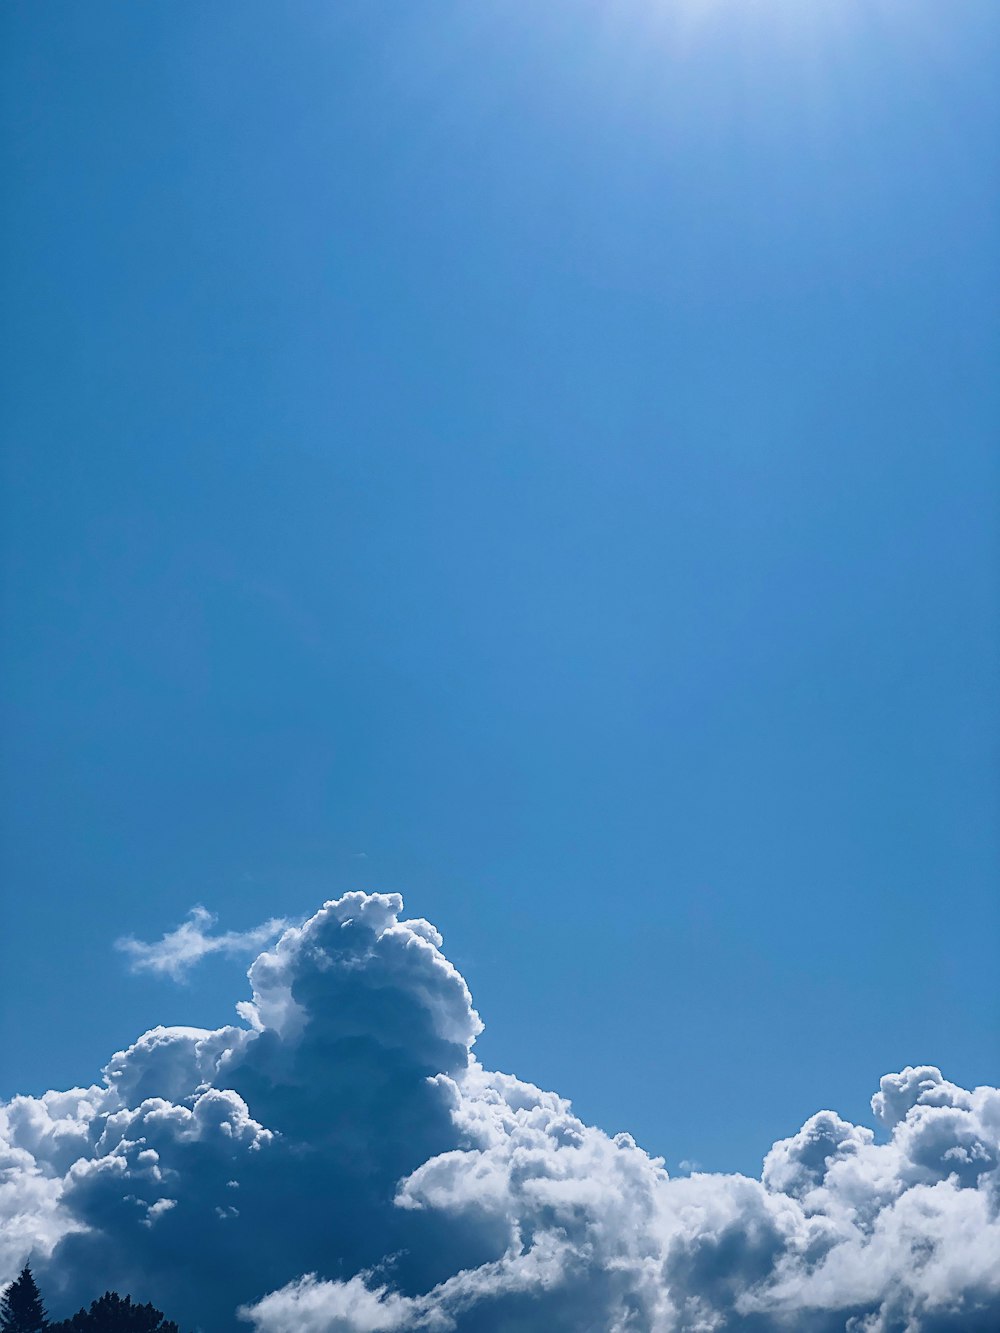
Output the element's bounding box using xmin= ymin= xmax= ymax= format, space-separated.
xmin=3 ymin=894 xmax=998 ymax=1332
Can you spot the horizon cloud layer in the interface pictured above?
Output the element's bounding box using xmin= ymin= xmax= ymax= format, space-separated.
xmin=2 ymin=893 xmax=998 ymax=1331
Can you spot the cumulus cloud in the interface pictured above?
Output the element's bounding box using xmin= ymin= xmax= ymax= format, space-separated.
xmin=115 ymin=907 xmax=291 ymax=981
xmin=3 ymin=893 xmax=998 ymax=1332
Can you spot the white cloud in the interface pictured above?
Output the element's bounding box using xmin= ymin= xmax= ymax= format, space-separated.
xmin=115 ymin=906 xmax=291 ymax=981
xmin=2 ymin=894 xmax=997 ymax=1331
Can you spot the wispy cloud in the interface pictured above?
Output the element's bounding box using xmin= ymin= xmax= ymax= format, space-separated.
xmin=115 ymin=906 xmax=290 ymax=981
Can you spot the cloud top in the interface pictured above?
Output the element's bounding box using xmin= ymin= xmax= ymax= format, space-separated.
xmin=3 ymin=893 xmax=997 ymax=1331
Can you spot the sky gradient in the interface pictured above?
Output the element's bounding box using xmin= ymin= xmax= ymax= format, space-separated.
xmin=2 ymin=0 xmax=998 ymax=1185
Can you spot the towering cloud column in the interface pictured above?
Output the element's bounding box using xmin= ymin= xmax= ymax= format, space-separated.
xmin=1 ymin=894 xmax=997 ymax=1331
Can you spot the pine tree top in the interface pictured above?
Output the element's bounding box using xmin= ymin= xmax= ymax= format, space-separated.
xmin=0 ymin=1266 xmax=48 ymax=1333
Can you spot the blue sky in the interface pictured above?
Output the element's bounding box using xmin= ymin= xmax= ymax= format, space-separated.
xmin=2 ymin=0 xmax=998 ymax=1181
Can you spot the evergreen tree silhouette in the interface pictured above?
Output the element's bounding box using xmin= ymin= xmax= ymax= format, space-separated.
xmin=48 ymin=1292 xmax=178 ymax=1333
xmin=0 ymin=1266 xmax=47 ymax=1332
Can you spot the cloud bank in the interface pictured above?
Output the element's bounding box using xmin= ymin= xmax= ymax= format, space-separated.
xmin=3 ymin=894 xmax=998 ymax=1331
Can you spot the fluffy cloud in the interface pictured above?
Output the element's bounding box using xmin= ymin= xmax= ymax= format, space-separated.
xmin=3 ymin=894 xmax=997 ymax=1332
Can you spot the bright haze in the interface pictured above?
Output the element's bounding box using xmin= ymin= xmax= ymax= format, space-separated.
xmin=1 ymin=2 xmax=998 ymax=1329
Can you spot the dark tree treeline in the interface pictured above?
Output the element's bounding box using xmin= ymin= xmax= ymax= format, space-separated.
xmin=0 ymin=1268 xmax=183 ymax=1333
